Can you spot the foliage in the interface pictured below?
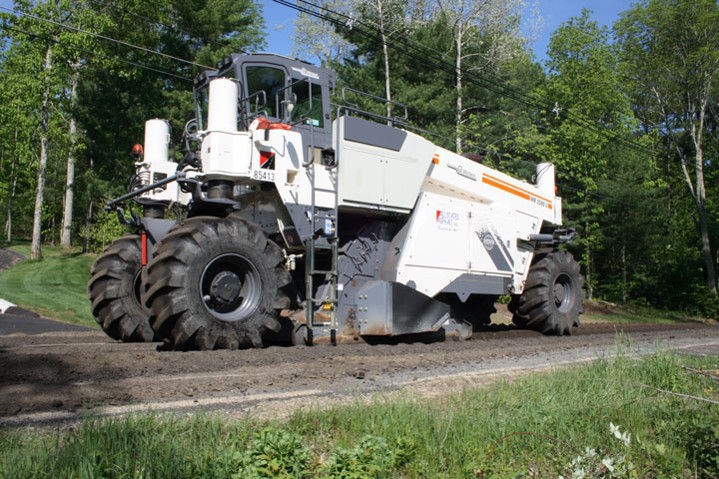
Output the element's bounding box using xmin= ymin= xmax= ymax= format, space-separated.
xmin=0 ymin=0 xmax=265 ymax=251
xmin=321 ymin=435 xmax=415 ymax=478
xmin=77 ymin=207 xmax=125 ymax=253
xmin=0 ymin=0 xmax=717 ymax=311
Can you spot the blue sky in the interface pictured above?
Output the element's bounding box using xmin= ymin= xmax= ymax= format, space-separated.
xmin=262 ymin=0 xmax=633 ymax=64
xmin=0 ymin=0 xmax=631 ymax=65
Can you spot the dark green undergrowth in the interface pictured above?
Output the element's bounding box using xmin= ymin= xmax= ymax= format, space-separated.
xmin=582 ymin=301 xmax=713 ymax=325
xmin=1 ymin=346 xmax=718 ymax=478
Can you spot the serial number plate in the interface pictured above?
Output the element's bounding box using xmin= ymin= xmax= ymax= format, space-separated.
xmin=251 ymin=170 xmax=275 ymax=182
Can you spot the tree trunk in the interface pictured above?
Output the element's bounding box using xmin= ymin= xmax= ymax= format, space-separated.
xmin=585 ymin=221 xmax=593 ymax=301
xmin=376 ymin=0 xmax=392 ymax=123
xmin=31 ymin=46 xmax=53 ymax=260
xmin=83 ymin=157 xmax=95 ymax=254
xmin=5 ymin=158 xmax=16 ymax=242
xmin=61 ymin=65 xmax=79 ymax=248
xmin=455 ymin=31 xmax=463 ymax=153
xmin=693 ymin=145 xmax=717 ymax=294
xmin=5 ymin=113 xmax=19 ymax=242
xmin=621 ymin=240 xmax=627 ymax=304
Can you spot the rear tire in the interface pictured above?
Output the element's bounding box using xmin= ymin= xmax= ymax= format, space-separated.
xmin=142 ymin=214 xmax=291 ymax=350
xmin=511 ymin=250 xmax=583 ymax=335
xmin=88 ymin=235 xmax=154 ymax=342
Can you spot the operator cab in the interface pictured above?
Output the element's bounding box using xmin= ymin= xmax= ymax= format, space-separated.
xmin=193 ymin=53 xmax=335 ymax=150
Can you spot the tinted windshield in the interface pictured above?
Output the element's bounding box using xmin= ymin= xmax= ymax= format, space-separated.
xmin=246 ymin=66 xmax=285 ymax=118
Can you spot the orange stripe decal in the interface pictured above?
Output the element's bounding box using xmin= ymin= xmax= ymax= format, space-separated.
xmin=484 ymin=174 xmax=553 ymax=203
xmin=482 ymin=174 xmax=553 ymax=209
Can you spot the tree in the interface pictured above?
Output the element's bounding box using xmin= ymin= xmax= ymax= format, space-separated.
xmin=292 ymin=0 xmax=353 ymax=66
xmin=432 ymin=0 xmax=525 ymax=152
xmin=60 ymin=63 xmax=78 ymax=248
xmin=615 ymin=0 xmax=719 ymax=295
xmin=519 ymin=10 xmax=637 ymax=298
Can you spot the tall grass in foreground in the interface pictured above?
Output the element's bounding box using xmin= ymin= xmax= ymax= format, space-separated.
xmin=1 ymin=347 xmax=717 ymax=478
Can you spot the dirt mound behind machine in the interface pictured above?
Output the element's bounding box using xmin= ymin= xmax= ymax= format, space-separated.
xmin=88 ymin=53 xmax=582 ymax=350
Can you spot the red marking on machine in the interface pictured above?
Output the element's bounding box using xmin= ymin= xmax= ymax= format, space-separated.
xmin=259 ymin=150 xmax=275 ymax=169
xmin=141 ymin=232 xmax=148 ymax=266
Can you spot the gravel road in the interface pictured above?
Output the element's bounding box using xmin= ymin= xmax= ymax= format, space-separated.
xmin=1 ymin=321 xmax=717 ymax=427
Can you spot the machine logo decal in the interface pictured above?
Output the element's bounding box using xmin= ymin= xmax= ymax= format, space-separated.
xmin=291 ymin=66 xmax=320 ymax=80
xmin=482 ymin=173 xmax=553 ymax=209
xmin=447 ymin=163 xmax=477 ymax=181
xmin=436 ymin=210 xmax=459 ymax=231
xmin=481 ymin=233 xmax=496 ymax=250
xmin=476 ymin=229 xmax=512 ymax=271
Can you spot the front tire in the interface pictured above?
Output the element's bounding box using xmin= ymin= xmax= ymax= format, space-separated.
xmin=142 ymin=214 xmax=291 ymax=350
xmin=88 ymin=235 xmax=155 ymax=342
xmin=511 ymin=250 xmax=583 ymax=335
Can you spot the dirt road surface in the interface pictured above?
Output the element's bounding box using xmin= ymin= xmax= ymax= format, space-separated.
xmin=1 ymin=322 xmax=717 ymax=427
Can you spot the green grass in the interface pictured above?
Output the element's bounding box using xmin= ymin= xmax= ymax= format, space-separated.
xmin=1 ymin=347 xmax=717 ymax=478
xmin=0 ymin=241 xmax=97 ymax=327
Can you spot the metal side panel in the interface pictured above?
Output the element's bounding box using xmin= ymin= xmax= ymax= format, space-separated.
xmin=382 ymin=191 xmax=520 ymax=298
xmin=337 ymin=117 xmax=434 ymax=212
xmin=355 ymin=280 xmax=450 ymax=336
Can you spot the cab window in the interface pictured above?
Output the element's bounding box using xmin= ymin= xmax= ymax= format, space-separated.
xmin=246 ymin=66 xmax=285 ymax=118
xmin=290 ymin=79 xmax=324 ymax=128
xmin=194 ymin=85 xmax=209 ymax=130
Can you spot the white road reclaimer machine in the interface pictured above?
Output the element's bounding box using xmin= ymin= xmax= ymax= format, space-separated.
xmin=89 ymin=53 xmax=582 ymax=350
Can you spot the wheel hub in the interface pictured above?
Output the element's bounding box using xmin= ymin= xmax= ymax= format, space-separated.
xmin=209 ymin=271 xmax=241 ymax=304
xmin=200 ymin=253 xmax=262 ymax=322
xmin=553 ymin=273 xmax=574 ymax=313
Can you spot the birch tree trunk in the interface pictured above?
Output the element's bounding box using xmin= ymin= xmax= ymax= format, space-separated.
xmin=61 ymin=65 xmax=79 ymax=248
xmin=31 ymin=46 xmax=53 ymax=260
xmin=455 ymin=30 xmax=463 ymax=153
xmin=5 ymin=157 xmax=16 ymax=243
xmin=693 ymin=144 xmax=716 ymax=294
xmin=376 ymin=0 xmax=393 ymax=122
xmin=5 ymin=108 xmax=19 ymax=242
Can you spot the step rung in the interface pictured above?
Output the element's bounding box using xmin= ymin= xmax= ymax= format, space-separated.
xmin=309 ymin=270 xmax=336 ymax=275
xmin=309 ymin=298 xmax=337 ymax=304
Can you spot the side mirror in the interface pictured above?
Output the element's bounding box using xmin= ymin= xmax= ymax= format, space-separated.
xmin=284 ymin=93 xmax=297 ymax=117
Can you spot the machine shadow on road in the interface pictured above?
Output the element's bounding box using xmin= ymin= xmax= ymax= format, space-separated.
xmin=0 ymin=344 xmax=133 ymax=417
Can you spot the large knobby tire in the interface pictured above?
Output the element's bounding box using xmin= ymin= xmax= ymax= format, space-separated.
xmin=511 ymin=250 xmax=583 ymax=335
xmin=141 ymin=214 xmax=291 ymax=350
xmin=88 ymin=234 xmax=155 ymax=342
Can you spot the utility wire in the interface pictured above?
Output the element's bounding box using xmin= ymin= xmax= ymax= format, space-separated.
xmin=4 ymin=24 xmax=192 ymax=82
xmin=0 ymin=5 xmax=216 ymax=71
xmin=275 ymin=0 xmax=650 ymax=155
xmin=288 ymin=0 xmax=647 ymax=153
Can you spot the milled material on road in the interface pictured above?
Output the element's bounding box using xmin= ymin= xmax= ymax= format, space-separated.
xmin=0 ymin=322 xmax=716 ymax=427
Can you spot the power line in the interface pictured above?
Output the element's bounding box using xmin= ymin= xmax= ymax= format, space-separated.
xmin=288 ymin=0 xmax=647 ymax=153
xmin=0 ymin=5 xmax=216 ymax=71
xmin=4 ymin=24 xmax=192 ymax=82
xmin=275 ymin=0 xmax=651 ymax=155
